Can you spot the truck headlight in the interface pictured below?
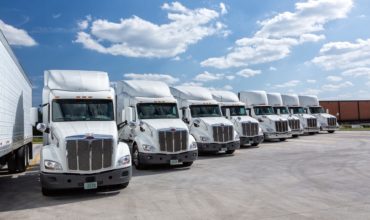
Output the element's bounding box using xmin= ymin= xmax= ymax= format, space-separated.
xmin=143 ymin=144 xmax=155 ymax=152
xmin=44 ymin=160 xmax=62 ymax=170
xmin=200 ymin=136 xmax=210 ymax=142
xmin=190 ymin=142 xmax=197 ymax=149
xmin=117 ymin=155 xmax=131 ymax=166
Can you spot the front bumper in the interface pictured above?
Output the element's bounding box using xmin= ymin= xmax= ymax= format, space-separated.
xmin=139 ymin=150 xmax=198 ymax=165
xmin=303 ymin=127 xmax=320 ymax=133
xmin=291 ymin=129 xmax=304 ymax=136
xmin=40 ymin=167 xmax=132 ymax=190
xmin=321 ymin=126 xmax=339 ymax=131
xmin=197 ymin=141 xmax=240 ymax=152
xmin=240 ymin=135 xmax=264 ymax=145
xmin=264 ymin=132 xmax=292 ymax=140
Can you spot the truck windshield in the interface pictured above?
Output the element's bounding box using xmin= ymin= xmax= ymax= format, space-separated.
xmin=289 ymin=107 xmax=306 ymax=114
xmin=253 ymin=106 xmax=275 ymax=115
xmin=190 ymin=105 xmax=222 ymax=117
xmin=52 ymin=99 xmax=114 ymax=122
xmin=309 ymin=106 xmax=325 ymax=114
xmin=221 ymin=106 xmax=247 ymax=116
xmin=273 ymin=106 xmax=289 ymax=114
xmin=137 ymin=103 xmax=179 ymax=119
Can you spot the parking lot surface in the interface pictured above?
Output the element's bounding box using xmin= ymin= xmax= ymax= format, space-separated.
xmin=1 ymin=131 xmax=370 ymax=219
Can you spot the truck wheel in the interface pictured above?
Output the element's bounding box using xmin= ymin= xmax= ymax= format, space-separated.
xmin=16 ymin=146 xmax=26 ymax=172
xmin=328 ymin=130 xmax=335 ymax=133
xmin=308 ymin=132 xmax=315 ymax=135
xmin=182 ymin=162 xmax=193 ymax=167
xmin=225 ymin=149 xmax=235 ymax=154
xmin=7 ymin=153 xmax=17 ymax=173
xmin=251 ymin=143 xmax=259 ymax=147
xmin=132 ymin=145 xmax=146 ymax=170
xmin=279 ymin=138 xmax=286 ymax=141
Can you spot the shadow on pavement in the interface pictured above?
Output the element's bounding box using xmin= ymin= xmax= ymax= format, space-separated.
xmin=0 ymin=165 xmax=123 ymax=212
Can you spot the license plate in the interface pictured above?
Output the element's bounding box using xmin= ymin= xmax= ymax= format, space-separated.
xmin=170 ymin=159 xmax=182 ymax=165
xmin=84 ymin=182 xmax=97 ymax=190
xmin=221 ymin=147 xmax=227 ymax=152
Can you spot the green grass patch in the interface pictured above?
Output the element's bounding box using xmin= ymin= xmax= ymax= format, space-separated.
xmin=33 ymin=137 xmax=43 ymax=143
xmin=339 ymin=127 xmax=370 ymax=131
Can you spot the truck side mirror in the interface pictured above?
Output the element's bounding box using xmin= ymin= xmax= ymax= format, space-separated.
xmin=225 ymin=108 xmax=231 ymax=119
xmin=30 ymin=107 xmax=39 ymax=126
xmin=121 ymin=109 xmax=125 ymax=122
xmin=246 ymin=108 xmax=251 ymax=116
xmin=290 ymin=109 xmax=294 ymax=114
xmin=326 ymin=109 xmax=329 ymax=114
xmin=276 ymin=108 xmax=281 ymax=115
xmin=36 ymin=123 xmax=50 ymax=134
xmin=125 ymin=107 xmax=134 ymax=123
xmin=183 ymin=108 xmax=191 ymax=124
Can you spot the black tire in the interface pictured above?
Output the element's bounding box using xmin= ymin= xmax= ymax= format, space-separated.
xmin=308 ymin=132 xmax=315 ymax=135
xmin=16 ymin=146 xmax=26 ymax=172
xmin=292 ymin=135 xmax=299 ymax=138
xmin=225 ymin=149 xmax=235 ymax=154
xmin=7 ymin=153 xmax=17 ymax=174
xmin=117 ymin=182 xmax=129 ymax=189
xmin=328 ymin=130 xmax=335 ymax=133
xmin=182 ymin=162 xmax=193 ymax=167
xmin=279 ymin=138 xmax=286 ymax=141
xmin=42 ymin=187 xmax=56 ymax=196
xmin=132 ymin=145 xmax=146 ymax=170
xmin=251 ymin=143 xmax=259 ymax=147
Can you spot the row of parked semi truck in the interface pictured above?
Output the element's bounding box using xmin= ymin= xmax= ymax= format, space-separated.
xmin=0 ymin=31 xmax=338 ymax=196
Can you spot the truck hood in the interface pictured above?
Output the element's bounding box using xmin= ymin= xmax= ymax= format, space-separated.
xmin=232 ymin=116 xmax=259 ymax=123
xmin=52 ymin=121 xmax=117 ymax=140
xmin=198 ymin=117 xmax=233 ymax=126
xmin=141 ymin=119 xmax=188 ymax=130
xmin=260 ymin=115 xmax=288 ymax=121
xmin=314 ymin=113 xmax=336 ymax=119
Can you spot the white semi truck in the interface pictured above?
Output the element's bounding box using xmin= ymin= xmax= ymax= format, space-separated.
xmin=298 ymin=95 xmax=339 ymax=133
xmin=239 ymin=91 xmax=292 ymax=141
xmin=267 ymin=93 xmax=303 ymax=137
xmin=116 ymin=80 xmax=197 ymax=169
xmin=281 ymin=94 xmax=320 ymax=134
xmin=0 ymin=30 xmax=37 ymax=173
xmin=37 ymin=70 xmax=132 ymax=196
xmin=170 ymin=86 xmax=240 ymax=154
xmin=211 ymin=90 xmax=264 ymax=147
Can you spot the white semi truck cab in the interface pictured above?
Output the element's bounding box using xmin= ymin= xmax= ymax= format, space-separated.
xmin=298 ymin=95 xmax=339 ymax=133
xmin=267 ymin=93 xmax=303 ymax=137
xmin=239 ymin=91 xmax=292 ymax=141
xmin=37 ymin=70 xmax=132 ymax=196
xmin=211 ymin=90 xmax=264 ymax=147
xmin=116 ymin=80 xmax=197 ymax=169
xmin=170 ymin=86 xmax=240 ymax=154
xmin=281 ymin=94 xmax=320 ymax=134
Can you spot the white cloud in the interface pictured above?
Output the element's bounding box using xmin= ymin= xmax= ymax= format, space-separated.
xmin=236 ymin=68 xmax=261 ymax=78
xmin=77 ymin=15 xmax=92 ymax=30
xmin=306 ymin=79 xmax=316 ymax=83
xmin=201 ymin=0 xmax=353 ymax=69
xmin=225 ymin=75 xmax=235 ymax=80
xmin=0 ymin=19 xmax=37 ymax=46
xmin=124 ymin=73 xmax=179 ymax=84
xmin=171 ymin=56 xmax=181 ymax=61
xmin=194 ymin=71 xmax=224 ymax=82
xmin=52 ymin=13 xmax=61 ymax=19
xmin=223 ymin=85 xmax=233 ymax=90
xmin=269 ymin=66 xmax=277 ymax=71
xmin=342 ymin=67 xmax=370 ymax=78
xmin=326 ymin=75 xmax=342 ymax=82
xmin=75 ymin=2 xmax=227 ymax=58
xmin=321 ymin=81 xmax=353 ymax=91
xmin=180 ymin=81 xmax=203 ymax=87
xmin=219 ymin=3 xmax=228 ymax=15
xmin=274 ymin=80 xmax=300 ymax=88
xmin=302 ymin=88 xmax=322 ymax=95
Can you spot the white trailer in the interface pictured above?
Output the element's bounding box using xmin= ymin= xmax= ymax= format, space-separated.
xmin=267 ymin=93 xmax=303 ymax=137
xmin=281 ymin=94 xmax=320 ymax=134
xmin=37 ymin=70 xmax=131 ymax=196
xmin=211 ymin=90 xmax=264 ymax=146
xmin=116 ymin=80 xmax=197 ymax=169
xmin=0 ymin=30 xmax=37 ymax=173
xmin=298 ymin=95 xmax=339 ymax=133
xmin=170 ymin=86 xmax=240 ymax=154
xmin=239 ymin=91 xmax=291 ymax=141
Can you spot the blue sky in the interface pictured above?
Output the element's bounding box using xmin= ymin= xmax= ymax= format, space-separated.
xmin=1 ymin=0 xmax=370 ymax=106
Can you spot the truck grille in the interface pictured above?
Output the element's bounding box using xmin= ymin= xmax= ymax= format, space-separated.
xmin=328 ymin=118 xmax=337 ymax=126
xmin=288 ymin=119 xmax=300 ymax=131
xmin=242 ymin=122 xmax=259 ymax=137
xmin=158 ymin=129 xmax=188 ymax=152
xmin=275 ymin=121 xmax=289 ymax=133
xmin=213 ymin=125 xmax=233 ymax=142
xmin=66 ymin=136 xmax=113 ymax=171
xmin=307 ymin=118 xmax=317 ymax=128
